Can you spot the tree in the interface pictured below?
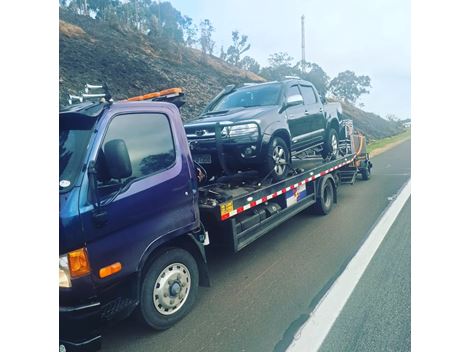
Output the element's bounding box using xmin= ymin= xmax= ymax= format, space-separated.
xmin=268 ymin=52 xmax=294 ymax=68
xmin=259 ymin=52 xmax=295 ymax=80
xmin=239 ymin=56 xmax=260 ymax=74
xmin=226 ymin=31 xmax=251 ymax=67
xmin=297 ymin=62 xmax=330 ymax=98
xmin=329 ymin=70 xmax=371 ymax=103
xmin=182 ymin=16 xmax=198 ymax=47
xmin=199 ymin=19 xmax=215 ymax=56
xmin=219 ymin=46 xmax=227 ymax=61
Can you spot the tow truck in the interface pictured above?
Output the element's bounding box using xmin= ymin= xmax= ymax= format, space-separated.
xmin=59 ymin=85 xmax=371 ymax=351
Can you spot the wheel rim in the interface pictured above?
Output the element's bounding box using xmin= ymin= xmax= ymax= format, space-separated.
xmin=331 ymin=134 xmax=338 ymax=155
xmin=272 ymin=145 xmax=287 ymax=176
xmin=153 ymin=262 xmax=191 ymax=315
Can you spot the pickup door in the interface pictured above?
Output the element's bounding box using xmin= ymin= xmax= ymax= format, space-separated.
xmin=285 ymin=83 xmax=312 ymax=151
xmin=79 ymin=110 xmax=196 ymax=285
xmin=299 ymin=84 xmax=325 ymax=144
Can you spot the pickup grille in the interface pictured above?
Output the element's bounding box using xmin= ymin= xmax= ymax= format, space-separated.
xmin=185 ymin=125 xmax=216 ymax=139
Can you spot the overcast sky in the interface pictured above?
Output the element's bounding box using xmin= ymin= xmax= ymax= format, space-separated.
xmin=170 ymin=0 xmax=410 ymax=119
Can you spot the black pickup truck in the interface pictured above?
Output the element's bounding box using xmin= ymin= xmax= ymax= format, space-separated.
xmin=184 ymin=78 xmax=343 ymax=181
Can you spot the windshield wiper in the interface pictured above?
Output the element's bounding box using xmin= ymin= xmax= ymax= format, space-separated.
xmin=202 ymin=110 xmax=229 ymax=116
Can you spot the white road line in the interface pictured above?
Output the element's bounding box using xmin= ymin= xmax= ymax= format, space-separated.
xmin=286 ymin=179 xmax=411 ymax=352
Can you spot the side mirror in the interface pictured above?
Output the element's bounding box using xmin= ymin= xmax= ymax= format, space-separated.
xmin=286 ymin=94 xmax=304 ymax=107
xmin=104 ymin=139 xmax=132 ymax=179
xmin=280 ymin=94 xmax=304 ymax=113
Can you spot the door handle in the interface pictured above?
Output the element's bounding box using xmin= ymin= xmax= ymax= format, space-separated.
xmin=304 ymin=111 xmax=310 ymax=115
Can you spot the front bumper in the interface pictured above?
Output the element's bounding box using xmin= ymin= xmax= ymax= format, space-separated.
xmin=59 ymin=302 xmax=102 ymax=352
xmin=189 ymin=139 xmax=261 ymax=169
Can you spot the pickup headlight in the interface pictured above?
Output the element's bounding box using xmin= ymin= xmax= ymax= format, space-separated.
xmin=223 ymin=123 xmax=259 ymax=138
xmin=59 ymin=254 xmax=71 ymax=288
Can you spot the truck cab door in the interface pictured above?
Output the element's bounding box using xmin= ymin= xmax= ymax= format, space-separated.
xmin=79 ymin=111 xmax=197 ymax=284
xmin=299 ymin=85 xmax=325 ymax=144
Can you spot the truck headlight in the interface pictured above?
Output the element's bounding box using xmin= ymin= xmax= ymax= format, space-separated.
xmin=59 ymin=254 xmax=71 ymax=288
xmin=59 ymin=247 xmax=91 ymax=288
xmin=225 ymin=123 xmax=259 ymax=138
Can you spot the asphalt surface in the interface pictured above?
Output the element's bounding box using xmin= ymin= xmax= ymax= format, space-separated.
xmin=101 ymin=139 xmax=411 ymax=352
xmin=319 ymin=198 xmax=411 ymax=352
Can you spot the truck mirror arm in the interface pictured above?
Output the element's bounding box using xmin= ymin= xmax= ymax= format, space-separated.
xmin=87 ymin=161 xmax=108 ymax=228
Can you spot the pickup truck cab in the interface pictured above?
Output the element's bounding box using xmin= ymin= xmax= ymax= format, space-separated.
xmin=184 ymin=78 xmax=342 ymax=181
xmin=59 ymin=100 xmax=209 ymax=351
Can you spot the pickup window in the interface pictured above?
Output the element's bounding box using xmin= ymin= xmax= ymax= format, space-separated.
xmin=98 ymin=113 xmax=176 ymax=190
xmin=287 ymin=84 xmax=302 ymax=99
xmin=209 ymin=83 xmax=282 ymax=111
xmin=300 ymin=85 xmax=318 ymax=104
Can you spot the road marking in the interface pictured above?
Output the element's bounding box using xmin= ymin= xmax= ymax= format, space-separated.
xmin=286 ymin=179 xmax=411 ymax=352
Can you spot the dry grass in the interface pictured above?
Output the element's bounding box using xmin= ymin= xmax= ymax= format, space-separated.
xmin=59 ymin=20 xmax=86 ymax=38
xmin=368 ymin=129 xmax=411 ymax=157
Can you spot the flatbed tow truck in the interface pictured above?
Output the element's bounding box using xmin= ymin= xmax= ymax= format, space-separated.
xmin=59 ymin=86 xmax=371 ymax=351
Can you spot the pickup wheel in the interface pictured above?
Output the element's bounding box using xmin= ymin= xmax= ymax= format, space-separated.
xmin=263 ymin=137 xmax=290 ymax=182
xmin=322 ymin=128 xmax=339 ymax=160
xmin=138 ymin=248 xmax=199 ymax=330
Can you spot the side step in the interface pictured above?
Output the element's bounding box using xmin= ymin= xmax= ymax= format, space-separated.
xmin=338 ymin=169 xmax=357 ymax=185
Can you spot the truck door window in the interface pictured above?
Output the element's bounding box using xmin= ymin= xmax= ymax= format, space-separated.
xmin=300 ymin=85 xmax=317 ymax=104
xmin=99 ymin=113 xmax=176 ymax=190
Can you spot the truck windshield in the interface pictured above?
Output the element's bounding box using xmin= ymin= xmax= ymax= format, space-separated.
xmin=208 ymin=83 xmax=282 ymax=113
xmin=59 ymin=115 xmax=96 ymax=190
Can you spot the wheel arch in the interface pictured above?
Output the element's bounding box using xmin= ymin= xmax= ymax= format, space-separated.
xmin=138 ymin=233 xmax=210 ymax=291
xmin=327 ymin=117 xmax=340 ymax=134
xmin=270 ymin=128 xmax=291 ymax=150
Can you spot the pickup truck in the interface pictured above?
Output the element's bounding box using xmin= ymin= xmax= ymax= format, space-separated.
xmin=184 ymin=78 xmax=343 ymax=181
xmin=59 ymin=90 xmax=370 ymax=351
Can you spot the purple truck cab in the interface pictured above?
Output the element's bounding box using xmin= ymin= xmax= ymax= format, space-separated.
xmin=59 ymin=101 xmax=209 ymax=352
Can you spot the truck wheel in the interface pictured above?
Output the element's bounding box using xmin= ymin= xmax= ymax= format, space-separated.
xmin=322 ymin=129 xmax=339 ymax=160
xmin=314 ymin=178 xmax=334 ymax=215
xmin=263 ymin=137 xmax=290 ymax=182
xmin=361 ymin=166 xmax=370 ymax=180
xmin=138 ymin=248 xmax=199 ymax=330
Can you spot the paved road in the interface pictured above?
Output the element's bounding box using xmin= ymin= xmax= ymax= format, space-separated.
xmin=101 ymin=139 xmax=411 ymax=352
xmin=319 ymin=199 xmax=411 ymax=352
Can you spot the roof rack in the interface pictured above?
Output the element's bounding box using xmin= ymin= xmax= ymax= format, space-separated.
xmin=68 ymin=83 xmax=112 ymax=105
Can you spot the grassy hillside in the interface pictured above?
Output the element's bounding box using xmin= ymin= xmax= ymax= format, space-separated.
xmin=59 ymin=9 xmax=404 ymax=140
xmin=59 ymin=9 xmax=264 ymax=120
xmin=340 ymin=101 xmax=404 ymax=140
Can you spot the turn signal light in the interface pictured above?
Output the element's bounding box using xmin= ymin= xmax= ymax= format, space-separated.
xmin=68 ymin=248 xmax=91 ymax=278
xmin=99 ymin=262 xmax=122 ymax=278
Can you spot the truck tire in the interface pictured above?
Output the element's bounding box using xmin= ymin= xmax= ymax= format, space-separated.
xmin=313 ymin=178 xmax=335 ymax=215
xmin=361 ymin=166 xmax=370 ymax=180
xmin=138 ymin=248 xmax=199 ymax=330
xmin=263 ymin=136 xmax=290 ymax=182
xmin=322 ymin=128 xmax=339 ymax=160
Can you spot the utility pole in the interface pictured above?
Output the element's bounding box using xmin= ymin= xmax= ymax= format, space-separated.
xmin=301 ymin=15 xmax=306 ymax=74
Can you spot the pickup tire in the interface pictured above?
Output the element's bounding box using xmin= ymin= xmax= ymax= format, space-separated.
xmin=322 ymin=128 xmax=339 ymax=160
xmin=138 ymin=248 xmax=199 ymax=330
xmin=262 ymin=136 xmax=290 ymax=182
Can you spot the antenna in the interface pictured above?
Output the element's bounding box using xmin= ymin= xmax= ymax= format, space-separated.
xmin=301 ymin=15 xmax=306 ymax=74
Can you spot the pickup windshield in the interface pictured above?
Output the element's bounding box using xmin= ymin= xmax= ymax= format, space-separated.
xmin=208 ymin=83 xmax=282 ymax=113
xmin=59 ymin=115 xmax=96 ymax=190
